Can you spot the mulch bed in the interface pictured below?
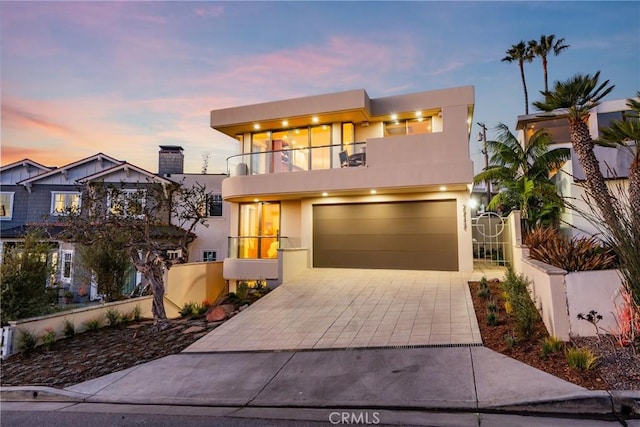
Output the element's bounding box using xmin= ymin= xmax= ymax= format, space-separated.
xmin=0 ymin=318 xmax=219 ymax=389
xmin=468 ymin=280 xmax=629 ymax=390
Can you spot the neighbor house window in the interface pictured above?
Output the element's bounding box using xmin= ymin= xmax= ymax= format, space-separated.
xmin=206 ymin=194 xmax=223 ymax=217
xmin=108 ymin=189 xmax=146 ymax=218
xmin=51 ymin=192 xmax=81 ymax=215
xmin=0 ymin=192 xmax=14 ymax=220
xmin=61 ymin=250 xmax=73 ymax=283
xmin=202 ymin=250 xmax=217 ymax=261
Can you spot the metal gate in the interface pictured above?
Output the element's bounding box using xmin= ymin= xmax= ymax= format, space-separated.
xmin=472 ymin=212 xmax=509 ymax=266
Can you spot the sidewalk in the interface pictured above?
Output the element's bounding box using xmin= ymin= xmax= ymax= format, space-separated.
xmin=2 ymin=346 xmax=638 ymax=420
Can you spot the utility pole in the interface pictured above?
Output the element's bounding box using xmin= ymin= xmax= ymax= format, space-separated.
xmin=477 ymin=122 xmax=491 ymax=209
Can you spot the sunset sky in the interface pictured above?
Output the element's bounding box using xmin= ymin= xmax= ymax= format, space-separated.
xmin=1 ymin=1 xmax=638 ymax=174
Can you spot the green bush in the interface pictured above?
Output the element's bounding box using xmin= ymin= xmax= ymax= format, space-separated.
xmin=504 ymin=333 xmax=518 ymax=348
xmin=18 ymin=329 xmax=37 ymax=352
xmin=84 ymin=318 xmax=101 ymax=330
xmin=105 ymin=308 xmax=121 ymax=326
xmin=132 ymin=305 xmax=142 ymax=321
xmin=501 ymin=268 xmax=539 ymax=339
xmin=41 ymin=328 xmax=57 ymax=348
xmin=486 ymin=310 xmax=499 ymax=326
xmin=0 ymin=229 xmax=56 ymax=324
xmin=565 ymin=347 xmax=599 ymax=370
xmin=541 ymin=336 xmax=564 ymax=357
xmin=236 ymin=282 xmax=250 ymax=302
xmin=63 ymin=319 xmax=76 ymax=338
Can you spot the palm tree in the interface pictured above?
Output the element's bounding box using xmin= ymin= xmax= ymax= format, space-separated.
xmin=502 ymin=41 xmax=535 ymax=114
xmin=529 ymin=35 xmax=570 ymax=92
xmin=533 ymin=72 xmax=616 ymax=227
xmin=473 ymin=123 xmax=569 ymax=226
xmin=598 ymin=92 xmax=640 ymax=219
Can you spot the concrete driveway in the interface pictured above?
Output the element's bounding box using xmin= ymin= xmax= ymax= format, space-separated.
xmin=186 ymin=267 xmax=503 ymax=352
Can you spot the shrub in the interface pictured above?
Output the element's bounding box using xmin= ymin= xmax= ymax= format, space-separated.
xmin=85 ymin=318 xmax=101 ymax=330
xmin=236 ymin=282 xmax=250 ymax=302
xmin=132 ymin=304 xmax=142 ymax=321
xmin=477 ymin=286 xmax=490 ymax=299
xmin=105 ymin=308 xmax=122 ymax=326
xmin=18 ymin=329 xmax=37 ymax=352
xmin=565 ymin=347 xmax=599 ymax=370
xmin=487 ymin=299 xmax=498 ymax=313
xmin=541 ymin=336 xmax=564 ymax=357
xmin=504 ymin=333 xmax=518 ymax=348
xmin=501 ymin=268 xmax=539 ymax=339
xmin=179 ymin=302 xmax=196 ymax=317
xmin=41 ymin=328 xmax=57 ymax=348
xmin=486 ymin=310 xmax=499 ymax=326
xmin=524 ymin=227 xmax=617 ymax=271
xmin=63 ymin=319 xmax=76 ymax=338
xmin=576 ymin=310 xmax=603 ymax=337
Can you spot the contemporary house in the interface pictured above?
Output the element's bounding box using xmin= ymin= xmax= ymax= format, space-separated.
xmin=0 ymin=148 xmax=230 ymax=301
xmin=516 ymin=97 xmax=636 ymax=237
xmin=210 ymin=86 xmax=476 ymax=288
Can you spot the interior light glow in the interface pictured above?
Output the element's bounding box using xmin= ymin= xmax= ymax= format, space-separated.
xmin=440 ymin=186 xmax=447 ymax=191
xmin=253 ymin=198 xmax=259 ymax=202
xmin=312 ymin=116 xmax=319 ymax=123
xmin=469 ymin=198 xmax=478 ymax=209
xmin=282 ymin=120 xmax=288 ymax=126
xmin=416 ymin=111 xmax=422 ymax=117
xmin=370 ymin=189 xmax=377 ymax=194
xmin=391 ymin=114 xmax=398 ymax=120
xmin=253 ymin=124 xmax=260 ymax=130
xmin=322 ymin=192 xmax=328 ymax=197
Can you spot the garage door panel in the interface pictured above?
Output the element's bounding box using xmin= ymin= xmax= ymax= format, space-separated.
xmin=314 ymin=217 xmax=457 ymax=235
xmin=313 ymin=201 xmax=458 ymax=271
xmin=315 ymin=250 xmax=458 ymax=271
xmin=314 ymin=234 xmax=458 ymax=252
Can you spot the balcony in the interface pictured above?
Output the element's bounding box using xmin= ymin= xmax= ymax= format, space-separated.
xmin=224 ymin=236 xmax=292 ymax=281
xmin=227 ymin=143 xmax=367 ymax=177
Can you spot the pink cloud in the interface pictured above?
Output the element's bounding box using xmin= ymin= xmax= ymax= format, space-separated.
xmin=194 ymin=5 xmax=225 ymax=18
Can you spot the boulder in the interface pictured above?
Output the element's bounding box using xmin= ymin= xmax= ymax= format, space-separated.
xmin=206 ymin=304 xmax=236 ymax=322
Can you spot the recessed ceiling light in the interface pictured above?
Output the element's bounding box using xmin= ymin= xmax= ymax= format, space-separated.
xmin=416 ymin=111 xmax=422 ymax=117
xmin=282 ymin=120 xmax=288 ymax=127
xmin=370 ymin=189 xmax=377 ymax=194
xmin=391 ymin=114 xmax=398 ymax=120
xmin=253 ymin=198 xmax=259 ymax=202
xmin=440 ymin=186 xmax=447 ymax=191
xmin=322 ymin=192 xmax=328 ymax=197
xmin=253 ymin=124 xmax=260 ymax=130
xmin=312 ymin=116 xmax=319 ymax=123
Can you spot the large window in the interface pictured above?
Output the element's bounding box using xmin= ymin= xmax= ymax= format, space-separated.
xmin=51 ymin=192 xmax=81 ymax=215
xmin=310 ymin=125 xmax=332 ymax=170
xmin=108 ymin=189 xmax=146 ymax=218
xmin=384 ymin=117 xmax=433 ymax=136
xmin=238 ymin=201 xmax=280 ymax=259
xmin=0 ymin=192 xmax=14 ymax=220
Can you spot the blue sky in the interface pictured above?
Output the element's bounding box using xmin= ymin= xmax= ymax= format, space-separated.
xmin=1 ymin=1 xmax=638 ymax=174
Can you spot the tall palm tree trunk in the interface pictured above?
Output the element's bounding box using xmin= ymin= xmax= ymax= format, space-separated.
xmin=519 ymin=62 xmax=529 ymax=114
xmin=629 ymin=157 xmax=640 ymax=223
xmin=569 ymin=117 xmax=619 ymax=229
xmin=542 ymin=56 xmax=549 ymax=92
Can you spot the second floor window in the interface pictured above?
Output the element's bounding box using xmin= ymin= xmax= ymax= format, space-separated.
xmin=108 ymin=189 xmax=146 ymax=218
xmin=51 ymin=192 xmax=81 ymax=215
xmin=0 ymin=192 xmax=14 ymax=220
xmin=206 ymin=194 xmax=223 ymax=217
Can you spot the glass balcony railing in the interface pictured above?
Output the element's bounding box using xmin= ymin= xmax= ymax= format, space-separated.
xmin=227 ymin=142 xmax=366 ymax=177
xmin=228 ymin=236 xmax=291 ymax=259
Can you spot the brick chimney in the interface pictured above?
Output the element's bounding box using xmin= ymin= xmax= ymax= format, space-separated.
xmin=158 ymin=145 xmax=184 ymax=175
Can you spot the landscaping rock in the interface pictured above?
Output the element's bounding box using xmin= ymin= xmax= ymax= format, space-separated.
xmin=205 ymin=304 xmax=235 ymax=322
xmin=182 ymin=326 xmax=205 ymax=334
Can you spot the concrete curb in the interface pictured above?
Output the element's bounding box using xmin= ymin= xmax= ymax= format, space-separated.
xmin=2 ymin=385 xmax=639 ymax=419
xmin=0 ymin=386 xmax=89 ymax=402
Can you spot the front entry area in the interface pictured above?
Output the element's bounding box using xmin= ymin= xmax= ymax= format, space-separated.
xmin=313 ymin=200 xmax=458 ymax=271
